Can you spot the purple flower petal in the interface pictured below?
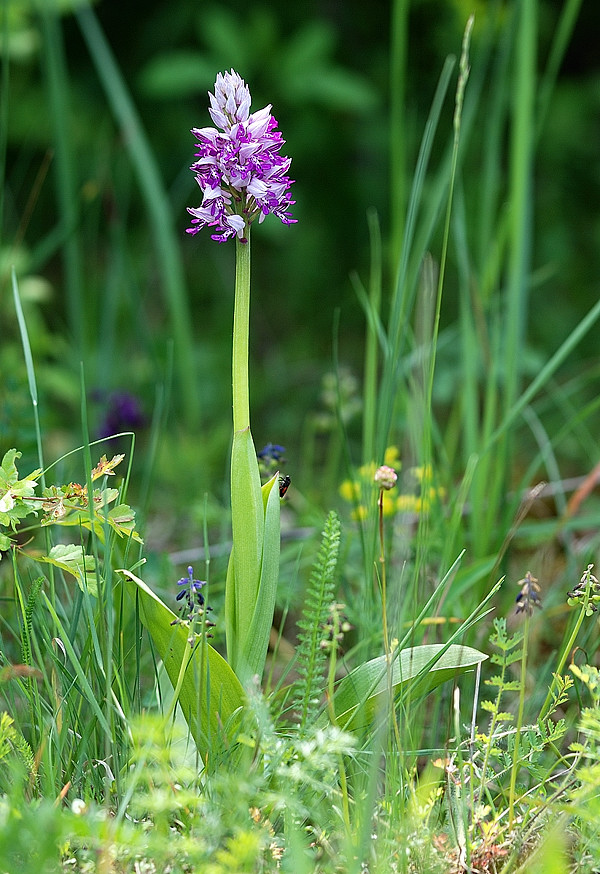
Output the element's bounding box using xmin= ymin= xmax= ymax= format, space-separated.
xmin=186 ymin=70 xmax=296 ymax=242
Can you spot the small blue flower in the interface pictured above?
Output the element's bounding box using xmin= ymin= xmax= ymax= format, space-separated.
xmin=257 ymin=443 xmax=286 ymax=462
xmin=176 ymin=566 xmax=210 ymax=623
xmin=515 ymin=571 xmax=542 ymax=616
xmin=257 ymin=443 xmax=287 ymax=479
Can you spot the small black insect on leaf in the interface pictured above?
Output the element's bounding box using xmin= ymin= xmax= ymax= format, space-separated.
xmin=279 ymin=474 xmax=291 ymax=498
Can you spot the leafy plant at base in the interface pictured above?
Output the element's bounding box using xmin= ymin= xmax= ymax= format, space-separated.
xmin=0 ymin=449 xmax=41 ymax=552
xmin=0 ymin=449 xmax=141 ymax=591
xmin=568 ymin=664 xmax=600 ymax=872
xmin=0 ymin=712 xmax=37 ymax=792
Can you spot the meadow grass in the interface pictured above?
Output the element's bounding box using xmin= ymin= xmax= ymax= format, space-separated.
xmin=1 ymin=1 xmax=600 ymax=872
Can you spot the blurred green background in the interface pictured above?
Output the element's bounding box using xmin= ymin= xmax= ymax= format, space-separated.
xmin=2 ymin=0 xmax=600 ymax=550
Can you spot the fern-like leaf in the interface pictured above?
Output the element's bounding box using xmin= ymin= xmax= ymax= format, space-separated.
xmin=292 ymin=510 xmax=341 ymax=732
xmin=20 ymin=576 xmax=44 ymax=668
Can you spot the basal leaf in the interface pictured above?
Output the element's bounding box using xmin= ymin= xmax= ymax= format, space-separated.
xmin=238 ymin=472 xmax=280 ymax=684
xmin=121 ymin=570 xmax=245 ymax=757
xmin=227 ymin=427 xmax=264 ymax=674
xmin=333 ymin=643 xmax=488 ymax=730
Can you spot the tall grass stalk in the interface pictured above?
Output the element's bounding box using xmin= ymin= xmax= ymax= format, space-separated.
xmin=11 ymin=269 xmax=44 ymax=481
xmin=361 ymin=208 xmax=383 ymax=468
xmin=508 ymin=611 xmax=530 ymax=829
xmin=377 ymin=55 xmax=455 ymax=461
xmin=389 ymin=0 xmax=409 ymax=271
xmin=0 ymin=3 xmax=9 ymax=246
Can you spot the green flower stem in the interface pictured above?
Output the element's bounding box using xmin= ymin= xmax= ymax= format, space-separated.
xmin=378 ymin=490 xmax=390 ymax=657
xmin=233 ymin=232 xmax=251 ymax=433
xmin=539 ymin=576 xmax=591 ymax=722
xmin=325 ymin=619 xmax=351 ymax=834
xmin=377 ymin=489 xmax=401 ymax=750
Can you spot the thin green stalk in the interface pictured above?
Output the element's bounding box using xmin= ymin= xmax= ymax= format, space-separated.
xmin=539 ymin=570 xmax=593 ymax=722
xmin=377 ymin=487 xmax=402 ymax=751
xmin=325 ymin=616 xmax=351 ymax=835
xmin=508 ymin=612 xmax=530 ymax=829
xmin=412 ymin=17 xmax=472 ymax=627
xmin=11 ymin=268 xmax=45 ymax=482
xmin=362 ymin=208 xmax=382 ymax=467
xmin=389 ymin=0 xmax=409 ymax=272
xmin=504 ymin=0 xmax=536 ymax=419
xmin=378 ymin=490 xmax=390 ymax=658
xmin=0 ymin=1 xmax=9 ymax=245
xmin=232 ymin=234 xmax=251 ymax=433
xmin=377 ymin=55 xmax=455 ymax=460
xmin=424 ymin=15 xmax=473 ymax=418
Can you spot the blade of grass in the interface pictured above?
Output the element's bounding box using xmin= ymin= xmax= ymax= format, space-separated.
xmin=75 ymin=4 xmax=198 ymax=425
xmin=484 ymin=295 xmax=600 ymax=453
xmin=42 ymin=592 xmax=112 ymax=738
xmin=504 ymin=0 xmax=536 ymax=419
xmin=377 ymin=55 xmax=456 ymax=459
xmin=38 ymin=2 xmax=84 ymax=348
xmin=11 ymin=268 xmax=44 ymax=480
xmin=389 ymin=0 xmax=410 ymax=271
xmin=0 ymin=2 xmax=9 ymax=245
xmin=536 ymin=0 xmax=583 ymax=140
xmin=361 ymin=207 xmax=383 ymax=467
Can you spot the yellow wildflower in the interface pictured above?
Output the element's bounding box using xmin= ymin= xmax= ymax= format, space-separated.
xmin=396 ymin=494 xmax=419 ymax=514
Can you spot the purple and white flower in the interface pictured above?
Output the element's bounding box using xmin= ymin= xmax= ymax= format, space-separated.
xmin=186 ymin=69 xmax=296 ymax=242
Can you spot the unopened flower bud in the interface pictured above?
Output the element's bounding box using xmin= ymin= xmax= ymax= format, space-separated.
xmin=374 ymin=465 xmax=398 ymax=491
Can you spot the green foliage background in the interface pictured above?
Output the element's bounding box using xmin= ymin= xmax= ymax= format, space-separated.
xmin=3 ymin=0 xmax=600 ymax=487
xmin=3 ymin=4 xmax=600 ymax=870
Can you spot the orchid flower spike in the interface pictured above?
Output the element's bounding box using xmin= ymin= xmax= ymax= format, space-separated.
xmin=186 ymin=69 xmax=296 ymax=242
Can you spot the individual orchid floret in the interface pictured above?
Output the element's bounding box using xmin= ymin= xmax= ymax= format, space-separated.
xmin=186 ymin=69 xmax=296 ymax=242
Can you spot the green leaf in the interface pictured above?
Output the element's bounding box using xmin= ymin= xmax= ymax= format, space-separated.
xmin=0 ymin=448 xmax=41 ymax=529
xmin=40 ymin=544 xmax=98 ymax=596
xmin=121 ymin=570 xmax=245 ymax=757
xmin=238 ymin=473 xmax=280 ymax=683
xmin=226 ymin=427 xmax=265 ymax=674
xmin=45 ymin=490 xmax=143 ymax=544
xmin=495 ymin=712 xmax=515 ymax=722
xmin=106 ymin=504 xmax=143 ymax=542
xmin=332 ymin=644 xmax=488 ymax=730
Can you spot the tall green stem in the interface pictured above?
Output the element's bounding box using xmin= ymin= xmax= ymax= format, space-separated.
xmin=232 ymin=232 xmax=251 ymax=433
xmin=508 ymin=613 xmax=529 ymax=829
